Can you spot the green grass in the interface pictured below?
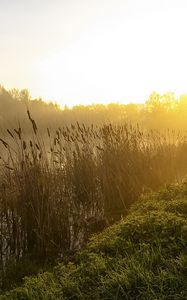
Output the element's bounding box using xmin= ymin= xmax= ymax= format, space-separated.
xmin=1 ymin=182 xmax=187 ymax=299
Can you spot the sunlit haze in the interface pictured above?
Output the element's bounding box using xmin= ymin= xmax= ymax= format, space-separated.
xmin=1 ymin=0 xmax=187 ymax=107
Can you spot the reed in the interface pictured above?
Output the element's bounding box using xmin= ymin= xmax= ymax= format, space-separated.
xmin=0 ymin=113 xmax=187 ymax=289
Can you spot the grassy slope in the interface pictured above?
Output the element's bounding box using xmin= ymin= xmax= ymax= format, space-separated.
xmin=1 ymin=183 xmax=187 ymax=300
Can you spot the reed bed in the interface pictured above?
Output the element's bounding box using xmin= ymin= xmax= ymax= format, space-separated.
xmin=0 ymin=112 xmax=187 ymax=289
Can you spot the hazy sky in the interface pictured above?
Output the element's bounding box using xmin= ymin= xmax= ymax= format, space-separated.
xmin=1 ymin=0 xmax=187 ymax=106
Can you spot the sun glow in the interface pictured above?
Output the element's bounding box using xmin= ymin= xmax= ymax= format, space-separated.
xmin=1 ymin=0 xmax=187 ymax=107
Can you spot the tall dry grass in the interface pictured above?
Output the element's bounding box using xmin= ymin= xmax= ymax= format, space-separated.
xmin=1 ymin=112 xmax=187 ymax=288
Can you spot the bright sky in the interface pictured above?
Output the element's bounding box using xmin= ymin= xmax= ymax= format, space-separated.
xmin=0 ymin=0 xmax=187 ymax=107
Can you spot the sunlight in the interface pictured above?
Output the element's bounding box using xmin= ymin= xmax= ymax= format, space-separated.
xmin=34 ymin=3 xmax=187 ymax=107
xmin=1 ymin=0 xmax=187 ymax=106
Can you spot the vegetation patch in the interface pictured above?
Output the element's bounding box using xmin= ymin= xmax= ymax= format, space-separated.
xmin=1 ymin=184 xmax=187 ymax=299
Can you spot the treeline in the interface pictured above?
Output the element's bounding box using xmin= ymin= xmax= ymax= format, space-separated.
xmin=1 ymin=86 xmax=187 ymax=131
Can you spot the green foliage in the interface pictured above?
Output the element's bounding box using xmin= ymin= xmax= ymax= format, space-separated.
xmin=1 ymin=184 xmax=187 ymax=299
xmin=0 ymin=258 xmax=46 ymax=291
